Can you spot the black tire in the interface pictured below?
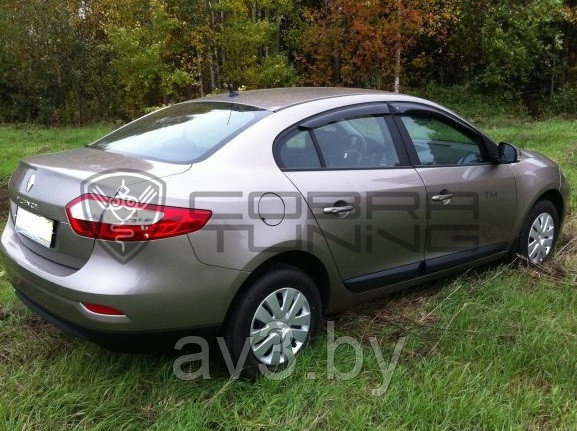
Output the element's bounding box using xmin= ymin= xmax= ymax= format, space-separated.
xmin=223 ymin=265 xmax=322 ymax=379
xmin=517 ymin=200 xmax=559 ymax=265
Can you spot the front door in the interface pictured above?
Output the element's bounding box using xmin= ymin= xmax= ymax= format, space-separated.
xmin=391 ymin=104 xmax=517 ymax=269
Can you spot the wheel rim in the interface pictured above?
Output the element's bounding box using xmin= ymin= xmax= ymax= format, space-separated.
xmin=528 ymin=212 xmax=555 ymax=264
xmin=250 ymin=287 xmax=311 ymax=366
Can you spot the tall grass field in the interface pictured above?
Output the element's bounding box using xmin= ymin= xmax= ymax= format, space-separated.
xmin=0 ymin=114 xmax=576 ymax=430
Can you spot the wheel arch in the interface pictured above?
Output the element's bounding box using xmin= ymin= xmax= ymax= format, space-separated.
xmin=224 ymin=251 xmax=332 ymax=325
xmin=537 ymin=189 xmax=565 ymax=224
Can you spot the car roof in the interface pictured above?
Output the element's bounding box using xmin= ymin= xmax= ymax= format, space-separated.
xmin=197 ymin=87 xmax=479 ymax=132
xmin=199 ymin=87 xmax=397 ymax=112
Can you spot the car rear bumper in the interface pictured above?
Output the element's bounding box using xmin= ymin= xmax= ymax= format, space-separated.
xmin=15 ymin=288 xmax=221 ymax=349
xmin=1 ymin=218 xmax=249 ymax=337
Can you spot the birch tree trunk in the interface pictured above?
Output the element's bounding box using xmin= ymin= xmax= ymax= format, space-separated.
xmin=394 ymin=0 xmax=402 ymax=93
xmin=394 ymin=42 xmax=401 ymax=93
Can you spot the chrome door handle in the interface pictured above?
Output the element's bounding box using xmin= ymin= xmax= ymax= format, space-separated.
xmin=323 ymin=206 xmax=355 ymax=215
xmin=431 ymin=193 xmax=454 ymax=203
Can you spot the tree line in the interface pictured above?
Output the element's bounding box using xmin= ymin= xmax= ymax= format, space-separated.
xmin=1 ymin=0 xmax=576 ymax=124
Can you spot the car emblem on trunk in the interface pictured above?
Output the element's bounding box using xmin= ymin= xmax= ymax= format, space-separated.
xmin=26 ymin=174 xmax=35 ymax=192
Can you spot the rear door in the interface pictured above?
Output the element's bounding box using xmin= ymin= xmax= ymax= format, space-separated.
xmin=390 ymin=103 xmax=517 ymax=269
xmin=275 ymin=104 xmax=428 ymax=290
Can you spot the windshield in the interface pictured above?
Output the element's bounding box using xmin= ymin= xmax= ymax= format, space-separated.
xmin=90 ymin=102 xmax=270 ymax=163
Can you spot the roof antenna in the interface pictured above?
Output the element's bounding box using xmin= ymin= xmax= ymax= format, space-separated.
xmin=226 ymin=83 xmax=239 ymax=98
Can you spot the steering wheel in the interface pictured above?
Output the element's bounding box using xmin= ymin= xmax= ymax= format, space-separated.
xmin=343 ymin=134 xmax=367 ymax=166
xmin=457 ymin=153 xmax=481 ymax=164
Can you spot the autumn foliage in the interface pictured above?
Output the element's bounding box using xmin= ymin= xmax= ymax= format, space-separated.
xmin=299 ymin=0 xmax=456 ymax=90
xmin=0 ymin=0 xmax=576 ymax=123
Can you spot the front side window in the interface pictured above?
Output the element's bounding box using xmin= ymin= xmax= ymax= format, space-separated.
xmin=400 ymin=114 xmax=485 ymax=166
xmin=312 ymin=115 xmax=400 ymax=169
xmin=91 ymin=102 xmax=270 ymax=164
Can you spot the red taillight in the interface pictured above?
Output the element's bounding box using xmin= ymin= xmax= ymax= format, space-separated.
xmin=65 ymin=194 xmax=212 ymax=241
xmin=82 ymin=303 xmax=125 ymax=316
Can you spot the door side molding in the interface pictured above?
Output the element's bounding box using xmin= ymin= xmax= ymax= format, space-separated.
xmin=344 ymin=242 xmax=509 ymax=292
xmin=344 ymin=262 xmax=424 ymax=292
xmin=425 ymin=242 xmax=508 ymax=273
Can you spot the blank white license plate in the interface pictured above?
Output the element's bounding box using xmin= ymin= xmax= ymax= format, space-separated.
xmin=15 ymin=207 xmax=54 ymax=248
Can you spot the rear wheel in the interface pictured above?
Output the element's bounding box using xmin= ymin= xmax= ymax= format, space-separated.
xmin=223 ymin=266 xmax=322 ymax=379
xmin=518 ymin=200 xmax=559 ymax=264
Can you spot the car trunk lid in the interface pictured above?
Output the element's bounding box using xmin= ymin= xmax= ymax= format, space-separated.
xmin=8 ymin=147 xmax=190 ymax=269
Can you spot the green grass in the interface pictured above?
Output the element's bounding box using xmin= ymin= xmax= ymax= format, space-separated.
xmin=0 ymin=117 xmax=576 ymax=430
xmin=0 ymin=124 xmax=111 ymax=184
xmin=411 ymin=84 xmax=532 ymax=128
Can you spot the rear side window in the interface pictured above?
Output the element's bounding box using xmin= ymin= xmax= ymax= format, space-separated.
xmin=277 ymin=113 xmax=402 ymax=170
xmin=90 ymin=102 xmax=270 ymax=164
xmin=277 ymin=129 xmax=322 ymax=169
xmin=312 ymin=115 xmax=400 ymax=169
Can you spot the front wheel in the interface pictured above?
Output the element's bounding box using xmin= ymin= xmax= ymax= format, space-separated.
xmin=518 ymin=200 xmax=559 ymax=265
xmin=223 ymin=266 xmax=322 ymax=379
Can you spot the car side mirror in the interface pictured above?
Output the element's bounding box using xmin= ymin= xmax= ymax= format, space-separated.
xmin=497 ymin=142 xmax=518 ymax=164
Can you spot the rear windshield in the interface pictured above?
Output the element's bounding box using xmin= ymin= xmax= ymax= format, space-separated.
xmin=90 ymin=102 xmax=270 ymax=163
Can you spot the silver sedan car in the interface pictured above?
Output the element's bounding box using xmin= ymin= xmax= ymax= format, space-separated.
xmin=0 ymin=88 xmax=570 ymax=376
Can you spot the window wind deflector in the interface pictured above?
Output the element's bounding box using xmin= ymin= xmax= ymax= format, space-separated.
xmin=298 ymin=104 xmax=390 ymax=129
